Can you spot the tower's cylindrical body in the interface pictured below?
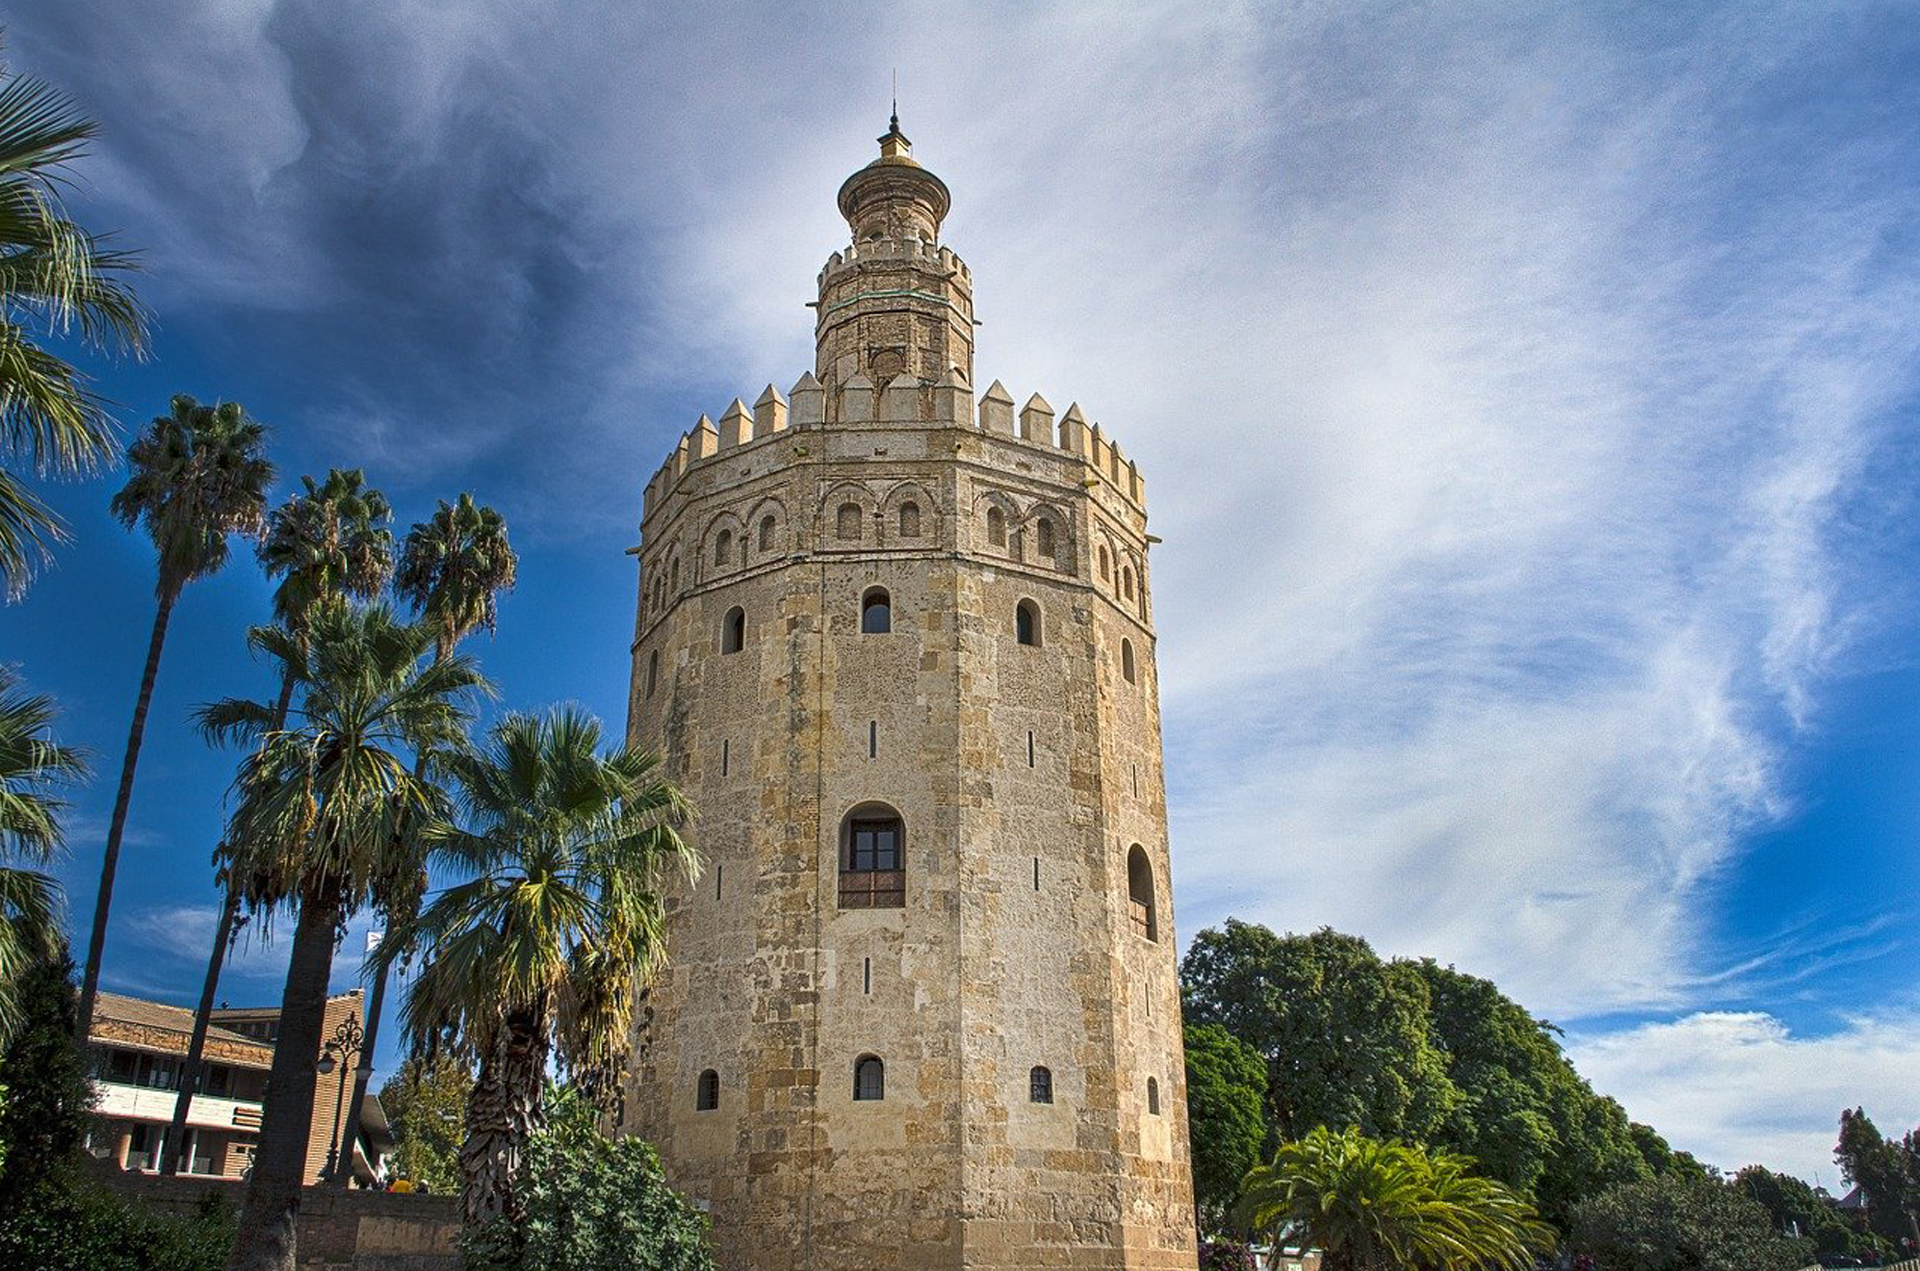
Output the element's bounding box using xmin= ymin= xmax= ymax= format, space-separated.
xmin=623 ymin=123 xmax=1195 ymax=1271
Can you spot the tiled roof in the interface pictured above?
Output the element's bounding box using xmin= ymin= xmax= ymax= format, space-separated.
xmin=92 ymin=991 xmax=270 ymax=1052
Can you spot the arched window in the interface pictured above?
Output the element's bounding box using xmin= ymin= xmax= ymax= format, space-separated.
xmin=854 ymin=1055 xmax=885 ymax=1101
xmin=1036 ymin=517 xmax=1055 ymax=560
xmin=986 ymin=506 xmax=1006 ymax=548
xmin=1127 ymin=845 xmax=1157 ymax=941
xmin=1029 ymin=1066 xmax=1053 ymax=1105
xmin=837 ymin=502 xmax=862 ymax=540
xmin=861 ymin=587 xmax=891 ymax=634
xmin=1121 ymin=639 xmax=1136 ymax=684
xmin=670 ymin=557 xmax=680 ymax=592
xmin=714 ymin=529 xmax=732 ymax=566
xmin=1121 ymin=566 xmax=1134 ymax=601
xmin=898 ymin=501 xmax=921 ymax=537
xmin=758 ymin=514 xmax=776 ymax=552
xmin=1147 ymin=1076 xmax=1161 ymax=1115
xmin=1098 ymin=545 xmax=1111 ymax=580
xmin=721 ymin=606 xmax=745 ymax=655
xmin=696 ymin=1069 xmax=719 ymax=1112
xmin=839 ymin=804 xmax=905 ymax=909
xmin=1015 ymin=600 xmax=1040 ymax=648
xmin=646 ymin=650 xmax=659 ymax=697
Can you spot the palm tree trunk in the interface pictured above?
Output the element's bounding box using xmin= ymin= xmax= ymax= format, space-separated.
xmin=224 ymin=880 xmax=342 ymax=1271
xmin=459 ymin=1014 xmax=547 ymax=1228
xmin=158 ymin=883 xmax=241 ymax=1176
xmin=77 ymin=586 xmax=177 ymax=1034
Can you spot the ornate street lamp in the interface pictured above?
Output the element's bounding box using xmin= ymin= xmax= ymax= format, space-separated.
xmin=316 ymin=1015 xmax=366 ymax=1184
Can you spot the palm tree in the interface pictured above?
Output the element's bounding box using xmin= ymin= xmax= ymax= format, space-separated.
xmin=76 ymin=395 xmax=272 ymax=1033
xmin=200 ymin=604 xmax=483 ymax=1271
xmin=159 ymin=468 xmax=393 ymax=1176
xmin=330 ymin=492 xmax=516 ymax=1183
xmin=0 ymin=41 xmax=148 ymax=598
xmin=0 ymin=667 xmax=85 ymax=1043
xmin=1237 ymin=1125 xmax=1554 ymax=1271
xmin=378 ymin=706 xmax=693 ymax=1229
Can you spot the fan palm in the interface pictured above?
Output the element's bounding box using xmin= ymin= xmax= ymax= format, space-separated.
xmin=377 ymin=706 xmax=694 ymax=1229
xmin=1237 ymin=1125 xmax=1554 ymax=1271
xmin=0 ymin=667 xmax=85 ymax=1043
xmin=159 ymin=467 xmax=393 ymax=1176
xmin=199 ymin=604 xmax=483 ymax=1271
xmin=331 ymin=493 xmax=516 ymax=1183
xmin=76 ymin=395 xmax=272 ymax=1031
xmin=0 ymin=42 xmax=148 ymax=598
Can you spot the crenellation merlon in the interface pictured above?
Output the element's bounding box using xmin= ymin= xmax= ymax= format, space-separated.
xmin=638 ymin=371 xmax=1148 ymax=521
xmin=817 ymin=238 xmax=972 ymax=287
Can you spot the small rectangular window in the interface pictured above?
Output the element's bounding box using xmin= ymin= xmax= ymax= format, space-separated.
xmin=715 ymin=862 xmax=723 ymax=899
xmin=868 ymin=720 xmax=877 ymax=758
xmin=1033 ymin=858 xmax=1040 ymax=891
xmin=1027 ymin=731 xmax=1035 ymax=768
xmin=848 ymin=821 xmax=901 ymax=871
xmin=721 ymin=739 xmax=729 ymax=777
xmin=863 ymin=957 xmax=872 ymax=995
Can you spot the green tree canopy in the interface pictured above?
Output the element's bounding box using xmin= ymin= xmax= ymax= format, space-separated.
xmin=1735 ymin=1163 xmax=1885 ymax=1263
xmin=1185 ymin=1021 xmax=1268 ymax=1236
xmin=1570 ymin=1174 xmax=1813 ymax=1271
xmin=379 ymin=1054 xmax=471 ymax=1194
xmin=1835 ymin=1106 xmax=1920 ymax=1248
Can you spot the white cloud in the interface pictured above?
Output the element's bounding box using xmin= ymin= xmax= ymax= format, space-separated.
xmin=117 ymin=903 xmax=384 ymax=1004
xmin=1570 ymin=1010 xmax=1920 ymax=1186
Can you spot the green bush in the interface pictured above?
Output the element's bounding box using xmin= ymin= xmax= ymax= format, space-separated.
xmin=1198 ymin=1237 xmax=1258 ymax=1270
xmin=1570 ymin=1173 xmax=1813 ymax=1271
xmin=0 ymin=1171 xmax=233 ymax=1271
xmin=463 ymin=1085 xmax=712 ymax=1271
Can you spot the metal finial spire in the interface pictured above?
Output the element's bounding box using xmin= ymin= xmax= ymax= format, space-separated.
xmin=891 ymin=69 xmax=899 ymax=131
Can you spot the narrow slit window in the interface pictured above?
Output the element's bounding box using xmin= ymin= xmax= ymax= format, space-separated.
xmin=696 ymin=1069 xmax=719 ymax=1112
xmin=721 ymin=739 xmax=730 ymax=776
xmin=868 ymin=720 xmax=877 ymax=758
xmin=646 ymin=650 xmax=659 ymax=697
xmin=863 ymin=957 xmax=872 ymax=995
xmin=854 ymin=1056 xmax=885 ymax=1101
xmin=1121 ymin=566 xmax=1133 ymax=600
xmin=1122 ymin=639 xmax=1136 ymax=684
xmin=1033 ymin=858 xmax=1040 ymax=891
xmin=1027 ymin=731 xmax=1035 ymax=767
xmin=1098 ymin=545 xmax=1111 ymax=579
xmin=861 ymin=588 xmax=891 ymax=634
xmin=715 ymin=863 xmax=723 ymax=899
xmin=1147 ymin=1076 xmax=1161 ymax=1115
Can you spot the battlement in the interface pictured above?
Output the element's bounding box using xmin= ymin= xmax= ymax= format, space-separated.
xmin=817 ymin=236 xmax=972 ymax=287
xmin=640 ymin=370 xmax=1145 ymax=522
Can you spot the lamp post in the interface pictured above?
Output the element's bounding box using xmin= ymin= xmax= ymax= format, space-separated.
xmin=316 ymin=1014 xmax=365 ymax=1185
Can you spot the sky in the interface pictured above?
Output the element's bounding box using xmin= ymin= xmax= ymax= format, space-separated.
xmin=2 ymin=0 xmax=1917 ymax=1189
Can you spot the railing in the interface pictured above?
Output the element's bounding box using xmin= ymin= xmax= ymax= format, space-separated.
xmin=93 ymin=1079 xmax=262 ymax=1130
xmin=838 ymin=869 xmax=905 ymax=909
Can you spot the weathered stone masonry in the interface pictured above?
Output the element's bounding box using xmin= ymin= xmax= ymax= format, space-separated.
xmin=622 ymin=118 xmax=1197 ymax=1271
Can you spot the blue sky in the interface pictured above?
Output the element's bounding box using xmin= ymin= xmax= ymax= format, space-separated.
xmin=2 ymin=1 xmax=1917 ymax=1185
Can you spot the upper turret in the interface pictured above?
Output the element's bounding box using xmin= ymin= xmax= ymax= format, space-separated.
xmin=815 ymin=116 xmax=976 ymax=389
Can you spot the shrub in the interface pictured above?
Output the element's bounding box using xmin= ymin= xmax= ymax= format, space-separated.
xmin=462 ymin=1085 xmax=712 ymax=1271
xmin=1198 ymin=1236 xmax=1258 ymax=1270
xmin=0 ymin=1171 xmax=233 ymax=1271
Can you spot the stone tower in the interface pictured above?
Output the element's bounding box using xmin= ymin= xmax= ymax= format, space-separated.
xmin=623 ymin=118 xmax=1196 ymax=1271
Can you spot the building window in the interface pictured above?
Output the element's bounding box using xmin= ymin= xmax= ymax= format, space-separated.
xmin=1016 ymin=599 xmax=1040 ymax=647
xmin=759 ymin=514 xmax=776 ymax=552
xmin=1147 ymin=1076 xmax=1161 ymax=1115
xmin=899 ymin=501 xmax=921 ymax=537
xmin=720 ymin=606 xmax=745 ymax=655
xmin=646 ymin=650 xmax=659 ymax=696
xmin=1127 ymin=844 xmax=1157 ymax=942
xmin=854 ymin=1055 xmax=885 ymax=1101
xmin=696 ymin=1069 xmax=720 ymax=1112
xmin=1122 ymin=639 xmax=1136 ymax=684
xmin=987 ymin=506 xmax=1006 ymax=548
xmin=837 ymin=502 xmax=862 ymax=540
xmin=1121 ymin=566 xmax=1134 ymax=601
xmin=1098 ymin=545 xmax=1111 ymax=580
xmin=839 ymin=805 xmax=905 ymax=908
xmin=670 ymin=557 xmax=680 ymax=593
xmin=714 ymin=529 xmax=732 ymax=566
xmin=1036 ymin=517 xmax=1055 ymax=559
xmin=1030 ymin=1066 xmax=1053 ymax=1104
xmin=861 ymin=587 xmax=891 ymax=634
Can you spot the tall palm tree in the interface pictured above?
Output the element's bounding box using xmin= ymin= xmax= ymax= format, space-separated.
xmin=159 ymin=468 xmax=393 ymax=1176
xmin=0 ymin=41 xmax=148 ymax=598
xmin=200 ymin=604 xmax=483 ymax=1271
xmin=331 ymin=492 xmax=516 ymax=1183
xmin=1237 ymin=1125 xmax=1554 ymax=1271
xmin=76 ymin=395 xmax=272 ymax=1032
xmin=377 ymin=706 xmax=693 ymax=1229
xmin=0 ymin=667 xmax=85 ymax=1043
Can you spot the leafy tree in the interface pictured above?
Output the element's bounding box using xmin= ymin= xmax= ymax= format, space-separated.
xmin=380 ymin=1053 xmax=472 ymax=1193
xmin=338 ymin=492 xmax=517 ymax=1183
xmin=0 ymin=954 xmax=91 ymax=1197
xmin=1835 ymin=1106 xmax=1920 ymax=1248
xmin=0 ymin=669 xmax=83 ymax=1041
xmin=0 ymin=38 xmax=148 ymax=598
xmin=1569 ymin=1174 xmax=1812 ymax=1271
xmin=78 ymin=396 xmax=273 ymax=1031
xmin=200 ymin=604 xmax=483 ymax=1271
xmin=1182 ymin=922 xmax=1457 ymax=1143
xmin=381 ymin=707 xmax=694 ymax=1230
xmin=460 ymin=1084 xmax=711 ymax=1271
xmin=162 ymin=467 xmax=394 ymax=1176
xmin=1735 ymin=1163 xmax=1880 ymax=1263
xmin=0 ymin=1173 xmax=232 ymax=1271
xmin=1184 ymin=1021 xmax=1267 ymax=1235
xmin=1237 ymin=1124 xmax=1553 ymax=1271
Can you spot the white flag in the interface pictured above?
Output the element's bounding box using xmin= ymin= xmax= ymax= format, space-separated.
xmin=366 ymin=929 xmax=384 ymax=954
